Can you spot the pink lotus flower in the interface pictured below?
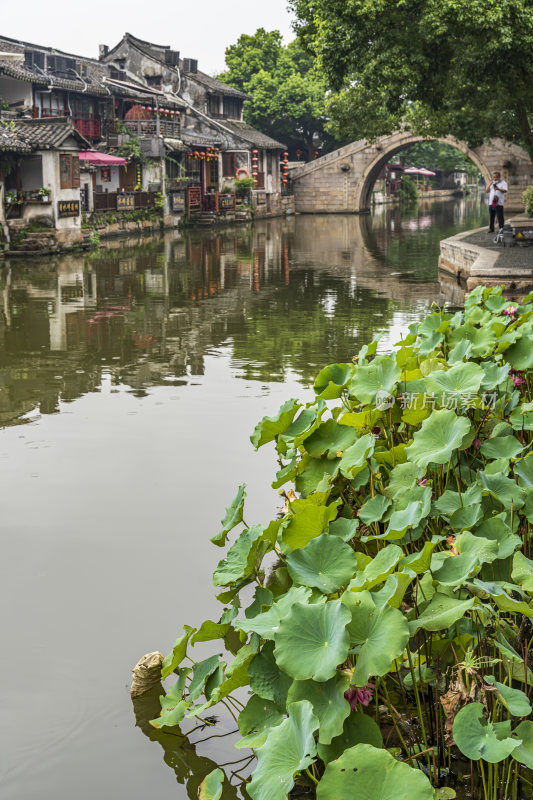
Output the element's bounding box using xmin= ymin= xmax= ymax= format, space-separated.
xmin=513 ymin=375 xmax=526 ymax=387
xmin=345 ymin=683 xmax=376 ymax=709
xmin=417 ymin=478 xmax=428 ymax=487
xmin=473 ymin=438 xmax=482 ymax=449
xmin=503 ymin=306 xmax=518 ymax=317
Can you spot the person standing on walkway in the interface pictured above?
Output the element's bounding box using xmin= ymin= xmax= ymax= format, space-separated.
xmin=487 ymin=171 xmax=508 ymax=232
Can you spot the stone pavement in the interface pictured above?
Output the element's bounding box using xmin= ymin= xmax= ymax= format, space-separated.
xmin=462 ymin=228 xmax=533 ymax=270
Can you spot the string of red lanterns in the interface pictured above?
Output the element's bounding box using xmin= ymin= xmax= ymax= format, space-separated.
xmin=281 ymin=151 xmax=289 ymax=185
xmin=185 ymin=148 xmax=220 ymax=161
xmin=251 ymin=149 xmax=259 ymax=185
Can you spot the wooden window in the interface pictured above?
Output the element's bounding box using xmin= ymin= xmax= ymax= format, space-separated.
xmin=60 ymin=154 xmax=80 ymax=189
xmin=222 ymin=97 xmax=242 ymax=119
xmin=207 ymin=95 xmax=221 ymax=116
xmin=208 ymin=160 xmax=218 ymax=186
xmin=222 ymin=152 xmax=236 ymax=177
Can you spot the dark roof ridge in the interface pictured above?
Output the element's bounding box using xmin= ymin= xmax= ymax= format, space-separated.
xmin=0 ymin=33 xmax=102 ymax=65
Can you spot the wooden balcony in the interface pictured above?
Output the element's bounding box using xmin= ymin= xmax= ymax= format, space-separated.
xmin=93 ymin=191 xmax=157 ymax=212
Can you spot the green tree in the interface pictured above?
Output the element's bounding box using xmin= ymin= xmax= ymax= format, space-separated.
xmin=218 ymin=31 xmax=331 ymax=160
xmin=290 ymin=0 xmax=533 ymax=159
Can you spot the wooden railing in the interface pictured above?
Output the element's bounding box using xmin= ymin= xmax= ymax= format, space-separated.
xmin=93 ymin=191 xmax=156 ymax=212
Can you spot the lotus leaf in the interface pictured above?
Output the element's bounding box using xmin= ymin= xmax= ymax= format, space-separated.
xmin=189 ymin=654 xmax=222 ymax=701
xmin=406 ymin=409 xmax=472 ymax=467
xmin=287 ymin=534 xmax=358 ymax=594
xmin=484 ymin=676 xmax=531 ymax=716
xmin=348 ymin=357 xmax=401 ymax=406
xmin=472 ymin=579 xmax=533 ymax=617
xmin=273 ymin=599 xmax=351 ymax=682
xmin=514 ymin=456 xmax=533 ymax=487
xmin=358 ymin=494 xmax=392 ymax=524
xmin=198 ymin=768 xmax=224 ymax=800
xmin=425 ymin=361 xmax=484 ymax=398
xmin=385 ymin=461 xmax=425 ymax=499
xmin=250 ymin=399 xmax=301 ymax=449
xmin=317 ymin=743 xmax=436 ymax=800
xmin=372 ymin=571 xmax=415 ymax=609
xmin=213 ymin=525 xmax=269 ymax=586
xmin=304 ymin=419 xmax=358 ymax=458
xmin=409 ymin=593 xmax=474 ymax=634
xmin=505 ymin=334 xmax=533 ymax=370
xmin=511 ymin=551 xmax=533 ymax=592
xmin=236 ymin=695 xmax=284 ymax=750
xmin=329 ymin=517 xmax=358 ymax=540
xmin=161 ymin=624 xmax=196 ymax=679
xmin=338 ymin=434 xmax=375 ymax=479
xmin=343 ymin=591 xmax=409 ymax=685
xmin=349 ymin=544 xmax=403 ymax=590
xmin=383 ymin=500 xmax=427 ymax=538
xmin=235 ymin=586 xmax=311 ymax=638
xmin=287 ymin=673 xmax=350 ymax=744
xmin=480 ymin=435 xmax=523 ymax=460
xmin=475 ymin=515 xmax=520 ymax=559
xmin=247 ymin=701 xmax=318 ymax=800
xmin=510 ymin=403 xmax=533 ymax=431
xmin=449 ymin=339 xmax=473 ymax=364
xmin=450 ymin=504 xmax=483 ymax=531
xmin=314 ymin=363 xmax=355 ymax=399
xmin=211 ymin=484 xmax=246 ymax=546
xmin=432 ymin=553 xmax=480 ymax=586
xmin=399 ymin=540 xmax=437 ymax=575
xmin=480 ymin=362 xmax=510 ymax=390
xmin=477 ymin=471 xmax=525 ymax=510
xmin=191 ymin=620 xmax=231 ymax=645
xmin=317 ymin=711 xmax=383 ymax=763
xmin=455 ymin=532 xmax=499 ymax=565
xmin=248 ymin=641 xmax=293 ymax=708
xmin=281 ymin=502 xmax=340 ymax=551
xmin=453 ymin=703 xmax=520 ymax=762
xmin=512 ymin=720 xmax=533 ymax=768
xmin=295 ymin=455 xmax=340 ymax=497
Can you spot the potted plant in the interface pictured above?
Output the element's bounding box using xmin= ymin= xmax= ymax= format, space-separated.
xmin=38 ymin=187 xmax=51 ymax=202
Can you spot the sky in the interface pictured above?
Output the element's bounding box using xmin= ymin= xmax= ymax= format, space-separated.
xmin=1 ymin=0 xmax=295 ymax=75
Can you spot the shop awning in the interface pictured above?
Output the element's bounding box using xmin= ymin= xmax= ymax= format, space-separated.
xmin=78 ymin=150 xmax=128 ymax=167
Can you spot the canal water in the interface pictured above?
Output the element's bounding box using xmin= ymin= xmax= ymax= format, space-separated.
xmin=1 ymin=198 xmax=486 ymax=799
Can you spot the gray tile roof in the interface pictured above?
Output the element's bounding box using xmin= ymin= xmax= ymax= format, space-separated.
xmin=219 ymin=120 xmax=285 ymax=150
xmin=189 ymin=71 xmax=249 ymax=100
xmin=0 ymin=117 xmax=90 ymax=151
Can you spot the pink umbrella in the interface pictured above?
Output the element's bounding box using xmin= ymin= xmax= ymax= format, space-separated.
xmin=418 ymin=167 xmax=437 ymax=176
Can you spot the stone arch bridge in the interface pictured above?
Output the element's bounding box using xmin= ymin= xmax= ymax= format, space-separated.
xmin=289 ymin=132 xmax=533 ymax=214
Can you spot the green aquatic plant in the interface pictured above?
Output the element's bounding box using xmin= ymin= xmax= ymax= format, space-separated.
xmin=151 ymin=285 xmax=533 ymax=799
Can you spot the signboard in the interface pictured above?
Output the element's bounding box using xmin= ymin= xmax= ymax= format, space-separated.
xmin=187 ymin=185 xmax=202 ymax=208
xmin=117 ymin=193 xmax=135 ymax=210
xmin=255 ymin=192 xmax=267 ymax=205
xmin=219 ymin=194 xmax=235 ymax=210
xmin=57 ymin=200 xmax=80 ymax=218
xmin=171 ymin=192 xmax=185 ymax=212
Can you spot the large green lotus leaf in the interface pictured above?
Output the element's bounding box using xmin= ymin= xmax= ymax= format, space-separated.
xmin=280 ymin=403 xmax=325 ymax=448
xmin=211 ymin=484 xmax=246 ymax=547
xmin=383 ymin=500 xmax=427 ymax=539
xmin=304 ymin=419 xmax=358 ymax=458
xmin=150 ymin=672 xmax=190 ymax=728
xmin=512 ymin=720 xmax=533 ymax=769
xmin=281 ymin=502 xmax=340 ymax=551
xmin=480 ymin=361 xmax=510 ymax=390
xmin=399 ymin=540 xmax=437 ymax=575
xmin=329 ymin=517 xmax=359 ymax=541
xmin=213 ymin=525 xmax=269 ymax=587
xmin=385 ymin=461 xmax=425 ymax=499
xmin=453 ymin=703 xmax=520 ymax=763
xmin=236 ymin=695 xmax=284 ymax=750
xmin=509 ymin=403 xmax=533 ymax=432
xmin=450 ymin=504 xmax=483 ymax=531
xmin=161 ymin=624 xmax=196 ymax=679
xmin=287 ymin=534 xmax=358 ymax=594
xmin=406 ymin=409 xmax=472 ymax=468
xmin=349 ymin=544 xmax=403 ymax=591
xmin=188 ymin=654 xmax=222 ymax=701
xmin=343 ymin=591 xmax=409 ymax=685
xmin=480 ymin=435 xmax=523 ymax=460
xmin=505 ymin=334 xmax=533 ymax=370
xmin=433 ymin=553 xmax=480 ymax=586
xmin=511 ymin=552 xmax=533 ymax=593
xmin=524 ymin=489 xmax=533 ymax=524
xmin=372 ymin=571 xmax=415 ymax=609
xmin=235 ymin=586 xmax=311 ymax=639
xmin=191 ymin=620 xmax=230 ymax=645
xmin=477 ymin=471 xmax=525 ymax=510
xmin=433 ymin=489 xmax=464 ymax=517
xmin=250 ymin=399 xmax=302 ymax=450
xmin=274 ymin=599 xmax=351 ymax=682
xmin=247 ymin=700 xmax=318 ymax=800
xmin=210 ymin=637 xmax=260 ymax=705
xmin=288 ymin=672 xmax=350 ymax=745
xmin=455 ymin=532 xmax=499 ymax=565
xmin=409 ymin=593 xmax=474 ymax=634
xmin=338 ymin=434 xmax=375 ymax=479
xmin=248 ymin=641 xmax=293 ymax=708
xmin=475 ymin=515 xmax=521 ymax=559
xmin=449 ymin=339 xmax=473 ymax=364
xmin=317 ymin=712 xmax=383 ymax=763
xmin=317 ymin=743 xmax=436 ymax=800
xmin=472 ymin=579 xmax=533 ymax=617
xmin=359 ymin=494 xmax=392 ymax=525
xmin=425 ymin=361 xmax=484 ymax=397
xmin=245 ymin=586 xmax=274 ymax=619
xmin=314 ymin=363 xmax=355 ymax=399
xmin=198 ymin=769 xmax=224 ymax=800
xmin=484 ymin=676 xmax=531 ymax=717
xmin=349 ymin=357 xmax=401 ymax=405
xmin=514 ymin=456 xmax=533 ymax=487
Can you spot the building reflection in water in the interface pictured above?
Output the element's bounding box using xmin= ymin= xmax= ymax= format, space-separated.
xmin=0 ymin=198 xmax=485 ymax=428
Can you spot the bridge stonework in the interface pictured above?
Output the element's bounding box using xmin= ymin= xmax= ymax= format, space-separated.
xmin=289 ymin=132 xmax=533 ymax=214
